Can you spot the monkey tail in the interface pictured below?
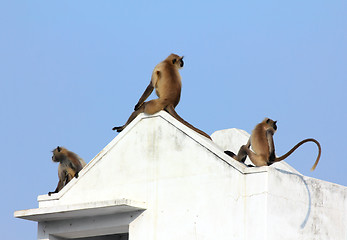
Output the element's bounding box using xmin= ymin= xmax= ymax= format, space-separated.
xmin=274 ymin=138 xmax=321 ymax=171
xmin=165 ymin=105 xmax=212 ymax=140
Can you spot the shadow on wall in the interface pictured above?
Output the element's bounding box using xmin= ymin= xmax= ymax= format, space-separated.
xmin=276 ymin=169 xmax=311 ymax=229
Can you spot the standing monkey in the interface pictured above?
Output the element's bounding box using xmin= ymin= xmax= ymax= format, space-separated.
xmin=112 ymin=53 xmax=211 ymax=140
xmin=225 ymin=118 xmax=321 ymax=171
xmin=48 ymin=146 xmax=86 ymax=196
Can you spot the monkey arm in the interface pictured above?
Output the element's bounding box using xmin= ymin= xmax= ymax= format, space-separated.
xmin=75 ymin=161 xmax=83 ymax=173
xmin=266 ymin=129 xmax=276 ymax=163
xmin=48 ymin=166 xmax=67 ymax=196
xmin=71 ymin=160 xmax=83 ymax=178
xmin=245 ymin=138 xmax=251 ymax=149
xmin=134 ymin=82 xmax=154 ymax=111
xmin=48 ymin=171 xmax=74 ymax=196
xmin=48 ymin=176 xmax=65 ymax=196
xmin=66 ymin=152 xmax=84 ymax=178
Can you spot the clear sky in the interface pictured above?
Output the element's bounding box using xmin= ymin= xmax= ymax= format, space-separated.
xmin=1 ymin=1 xmax=346 ymax=239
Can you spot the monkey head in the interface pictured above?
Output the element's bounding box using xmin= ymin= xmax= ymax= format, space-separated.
xmin=52 ymin=146 xmax=66 ymax=163
xmin=264 ymin=118 xmax=278 ymax=131
xmin=166 ymin=53 xmax=184 ymax=68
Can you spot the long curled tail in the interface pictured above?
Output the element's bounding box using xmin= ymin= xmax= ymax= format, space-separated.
xmin=274 ymin=138 xmax=321 ymax=171
xmin=165 ymin=105 xmax=211 ymax=140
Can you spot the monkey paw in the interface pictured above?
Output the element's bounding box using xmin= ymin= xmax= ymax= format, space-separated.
xmin=224 ymin=150 xmax=235 ymax=158
xmin=112 ymin=126 xmax=123 ymax=132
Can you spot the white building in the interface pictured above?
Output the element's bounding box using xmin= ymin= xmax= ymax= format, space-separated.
xmin=15 ymin=111 xmax=347 ymax=240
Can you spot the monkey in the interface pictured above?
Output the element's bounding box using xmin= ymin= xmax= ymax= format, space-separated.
xmin=112 ymin=53 xmax=211 ymax=140
xmin=48 ymin=146 xmax=86 ymax=196
xmin=224 ymin=118 xmax=321 ymax=171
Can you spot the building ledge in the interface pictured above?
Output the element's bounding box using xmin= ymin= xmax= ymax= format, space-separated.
xmin=14 ymin=199 xmax=146 ymax=222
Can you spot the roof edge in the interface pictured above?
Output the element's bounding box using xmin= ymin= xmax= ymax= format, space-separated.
xmin=38 ymin=111 xmax=270 ymax=202
xmin=15 ymin=198 xmax=146 ymax=222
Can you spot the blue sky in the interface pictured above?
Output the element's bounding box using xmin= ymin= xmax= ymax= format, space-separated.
xmin=1 ymin=1 xmax=346 ymax=239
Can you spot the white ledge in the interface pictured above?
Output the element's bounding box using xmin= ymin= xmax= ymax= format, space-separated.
xmin=14 ymin=199 xmax=146 ymax=222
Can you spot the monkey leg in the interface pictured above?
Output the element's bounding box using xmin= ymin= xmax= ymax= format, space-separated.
xmin=243 ymin=146 xmax=268 ymax=167
xmin=224 ymin=149 xmax=246 ymax=162
xmin=112 ymin=104 xmax=146 ymax=132
xmin=236 ymin=145 xmax=248 ymax=163
xmin=113 ymin=98 xmax=168 ymax=132
xmin=224 ymin=150 xmax=237 ymax=159
xmin=225 ymin=139 xmax=251 ymax=162
xmin=225 ymin=145 xmax=255 ymax=167
xmin=134 ymin=82 xmax=154 ymax=111
xmin=65 ymin=173 xmax=74 ymax=184
xmin=144 ymin=99 xmax=167 ymax=115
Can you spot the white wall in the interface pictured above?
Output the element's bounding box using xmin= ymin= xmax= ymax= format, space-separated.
xmin=16 ymin=112 xmax=347 ymax=240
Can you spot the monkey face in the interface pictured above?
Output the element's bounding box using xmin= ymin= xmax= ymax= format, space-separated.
xmin=52 ymin=153 xmax=59 ymax=163
xmin=168 ymin=54 xmax=184 ymax=68
xmin=172 ymin=57 xmax=184 ymax=68
xmin=51 ymin=146 xmax=63 ymax=163
xmin=179 ymin=57 xmax=184 ymax=67
xmin=265 ymin=118 xmax=278 ymax=131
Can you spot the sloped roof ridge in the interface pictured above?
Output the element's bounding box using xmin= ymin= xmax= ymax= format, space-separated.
xmin=38 ymin=111 xmax=268 ymax=202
